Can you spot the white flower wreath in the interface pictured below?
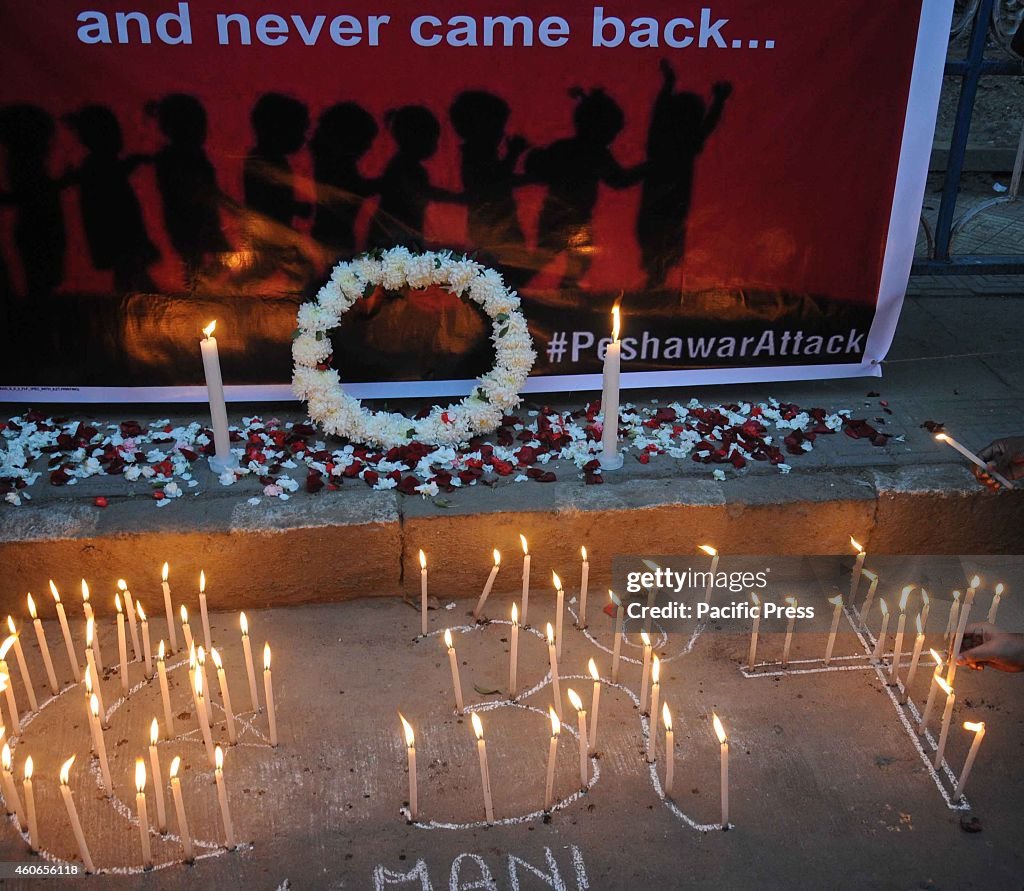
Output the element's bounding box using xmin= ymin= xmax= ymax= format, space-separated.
xmin=292 ymin=247 xmax=536 ymax=448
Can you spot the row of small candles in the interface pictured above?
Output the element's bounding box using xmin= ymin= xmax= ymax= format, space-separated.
xmin=0 ymin=567 xmax=281 ymax=872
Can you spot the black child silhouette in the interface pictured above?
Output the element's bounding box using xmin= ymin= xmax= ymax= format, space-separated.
xmin=244 ymin=93 xmax=311 ymax=226
xmin=526 ymin=87 xmax=645 ymax=291
xmin=63 ymin=105 xmax=158 ymax=292
xmin=449 ymin=91 xmax=529 ymax=281
xmin=369 ymin=105 xmax=460 ymax=250
xmin=149 ymin=94 xmax=231 ymax=279
xmin=310 ymin=102 xmax=379 ymax=256
xmin=637 ymin=61 xmax=732 ymax=290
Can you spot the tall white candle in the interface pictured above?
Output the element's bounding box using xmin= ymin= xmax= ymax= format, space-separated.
xmin=180 ymin=604 xmax=194 ymax=655
xmin=520 ymin=536 xmax=531 ymax=626
xmin=48 ymin=581 xmax=81 ymax=682
xmin=988 ymin=583 xmax=1005 ymax=625
xmin=214 ymin=746 xmax=236 ymax=849
xmin=781 ymin=596 xmax=798 ymax=667
xmin=138 ymin=602 xmax=153 ymax=679
xmin=80 ymin=581 xmax=103 ymax=673
xmin=544 ymin=707 xmax=559 ymax=812
xmin=639 ymin=631 xmax=653 ymax=713
xmin=6 ymin=619 xmax=37 ymax=712
xmin=599 ymin=305 xmax=623 ymax=470
xmin=588 ymin=658 xmax=602 ymax=755
xmin=747 ymin=592 xmax=761 ymax=670
xmin=59 ymin=757 xmax=96 ymax=874
xmin=135 ymin=758 xmax=153 ymax=869
xmin=509 ymin=603 xmax=520 ymax=699
xmin=713 ymin=714 xmax=729 ymax=829
xmin=646 ymin=656 xmax=661 ymax=763
xmin=953 ymin=721 xmax=987 ymax=800
xmin=918 ymin=649 xmax=945 ymax=734
xmin=578 ymin=546 xmax=590 ymax=628
xmin=419 ymin=550 xmax=429 ymax=637
xmin=27 ymin=594 xmax=58 ymax=695
xmin=0 ymin=645 xmax=22 ymax=735
xmin=900 ymin=615 xmax=926 ymax=705
xmin=610 ymin=591 xmax=624 ymax=682
xmin=22 ymin=756 xmax=38 ymax=852
xmin=201 ymin=320 xmax=234 ymax=473
xmin=935 ymin=433 xmax=1015 ymax=489
xmin=848 ymin=537 xmax=866 ymax=606
xmin=823 ymin=594 xmax=843 ymax=665
xmin=198 ymin=570 xmax=212 ymax=653
xmin=948 ymin=576 xmax=979 ymax=684
xmin=547 ymin=623 xmax=563 ymax=720
xmin=698 ymin=545 xmax=719 ymax=603
xmin=860 ymin=570 xmax=879 ymax=629
xmin=240 ymin=612 xmax=259 ymax=712
xmin=119 ymin=580 xmax=142 ymax=664
xmin=197 ymin=646 xmax=213 ymax=730
xmin=0 ymin=743 xmax=25 ymax=829
xmin=473 ymin=550 xmax=501 ymax=621
xmin=161 ymin=563 xmax=178 ymax=653
xmin=89 ymin=694 xmax=113 ymax=795
xmin=663 ymin=702 xmax=675 ymax=798
xmin=471 ymin=713 xmax=494 ymax=823
xmin=567 ymin=688 xmax=589 ymax=789
xmin=264 ymin=643 xmax=278 ymax=747
xmin=890 ymin=586 xmax=913 ymax=685
xmin=443 ymin=629 xmax=465 ymax=714
xmin=933 ymin=676 xmax=956 ymax=768
xmin=194 ymin=669 xmax=217 ymax=767
xmin=169 ymin=757 xmax=194 ymax=863
xmin=115 ymin=593 xmax=129 ymax=693
xmin=920 ymin=588 xmax=931 ymax=634
xmin=211 ymin=648 xmax=237 ymax=744
xmin=871 ymin=599 xmax=890 ymax=663
xmin=148 ymin=720 xmax=167 ymax=833
xmin=156 ymin=641 xmax=174 ymax=738
xmin=944 ymin=590 xmax=961 ymax=643
xmin=399 ymin=714 xmax=418 ymax=822
xmin=553 ymin=572 xmax=565 ymax=660
xmin=84 ymin=620 xmax=106 ymax=727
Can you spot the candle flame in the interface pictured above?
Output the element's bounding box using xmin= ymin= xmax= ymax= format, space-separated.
xmin=215 ymin=745 xmax=224 ymax=771
xmin=188 ymin=644 xmax=196 ymax=670
xmin=197 ymin=645 xmax=206 ymax=666
xmin=471 ymin=712 xmax=484 ymax=740
xmin=399 ymin=713 xmax=415 ymax=747
xmin=158 ymin=639 xmax=165 ymax=662
xmin=712 ymin=713 xmax=727 ymax=744
xmin=493 ymin=549 xmax=501 ymax=567
xmin=86 ymin=618 xmax=94 ymax=647
xmin=828 ymin=594 xmax=843 ymax=607
xmin=195 ymin=668 xmax=203 ymax=698
xmin=995 ymin=582 xmax=1005 ymax=596
xmin=418 ymin=550 xmax=426 ymax=570
xmin=1 ymin=742 xmax=10 ymax=771
xmin=48 ymin=580 xmax=60 ymax=602
xmin=443 ymin=628 xmax=454 ymax=651
xmin=879 ymin=599 xmax=889 ymax=617
xmin=519 ymin=534 xmax=528 ymax=555
xmin=0 ymin=636 xmax=14 ymax=661
xmin=264 ymin=642 xmax=271 ymax=671
xmin=135 ymin=758 xmax=146 ymax=793
xmin=698 ymin=545 xmax=717 ymax=557
xmin=546 ymin=622 xmax=555 ymax=645
xmin=211 ymin=647 xmax=222 ymax=670
xmin=511 ymin=602 xmax=518 ymax=624
xmin=84 ymin=669 xmax=92 ymax=695
xmin=117 ymin=579 xmax=127 ymax=592
xmin=180 ymin=604 xmax=188 ymax=623
xmin=115 ymin=592 xmax=123 ymax=613
xmin=549 ymin=706 xmax=560 ymax=736
xmin=60 ymin=755 xmax=75 ymax=785
xmin=151 ymin=718 xmax=159 ymax=746
xmin=5 ymin=617 xmax=13 ymax=636
xmin=588 ymin=658 xmax=599 ymax=681
xmin=916 ymin=614 xmax=923 ymax=635
xmin=899 ymin=585 xmax=913 ymax=611
xmin=81 ymin=579 xmax=90 ymax=602
xmin=652 ymin=655 xmax=661 ymax=684
xmin=970 ymin=575 xmax=980 ymax=589
xmin=24 ymin=755 xmax=32 ymax=781
xmin=90 ymin=693 xmax=100 ymax=718
xmin=137 ymin=602 xmax=146 ymax=623
xmin=203 ymin=320 xmax=216 ymax=338
xmin=581 ymin=545 xmax=588 ymax=562
xmin=26 ymin=594 xmax=37 ymax=620
xmin=170 ymin=756 xmax=180 ymax=779
xmin=952 ymin=590 xmax=961 ymax=602
xmin=567 ymin=688 xmax=584 ymax=712
xmin=609 ymin=590 xmax=621 ymax=608
xmin=935 ymin=432 xmax=948 ymax=442
xmin=552 ymin=571 xmax=562 ymax=592
xmin=963 ymin=720 xmax=985 ymax=733
xmin=929 ymin=648 xmax=943 ymax=668
xmin=161 ymin=562 xmax=169 ymax=582
xmin=239 ymin=611 xmax=248 ymax=636
xmin=199 ymin=570 xmax=206 ymax=594
xmin=936 ymin=676 xmax=953 ymax=696
xmin=611 ymin=304 xmax=621 ymax=342
xmin=662 ymin=702 xmax=672 ymax=731
xmin=640 ymin=631 xmax=651 ymax=647
xmin=850 ymin=536 xmax=864 ymax=554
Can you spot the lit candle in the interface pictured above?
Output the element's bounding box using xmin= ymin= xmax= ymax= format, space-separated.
xmin=566 ymin=688 xmax=589 ymax=789
xmin=194 ymin=670 xmax=217 ymax=767
xmin=988 ymin=583 xmax=1005 ymax=625
xmin=781 ymin=596 xmax=798 ymax=667
xmin=264 ymin=643 xmax=277 ymax=747
xmin=89 ymin=694 xmax=113 ymax=795
xmin=135 ymin=758 xmax=153 ymax=869
xmin=119 ymin=579 xmax=142 ymax=664
xmin=520 ymin=535 xmax=531 ymax=626
xmin=156 ymin=641 xmax=174 ymax=738
xmin=198 ymin=570 xmax=212 ymax=653
xmin=944 ymin=590 xmax=962 ymax=643
xmin=935 ymin=432 xmax=1014 ymax=488
xmin=860 ymin=570 xmax=879 ymax=628
xmin=197 ymin=646 xmax=212 ymax=729
xmin=663 ymin=702 xmax=675 ymax=798
xmin=80 ymin=583 xmax=103 ymax=675
xmin=419 ymin=550 xmax=428 ymax=637
xmin=84 ymin=620 xmax=106 ymax=728
xmin=138 ymin=602 xmax=153 ymax=679
xmin=169 ymin=757 xmax=193 ymax=862
xmin=713 ymin=714 xmax=729 ymax=829
xmin=399 ymin=713 xmax=417 ymax=822
xmin=610 ymin=591 xmax=624 ymax=683
xmin=180 ymin=604 xmax=194 ymax=655
xmin=932 ymin=676 xmax=956 ymax=768
xmin=698 ymin=545 xmax=719 ymax=603
xmin=59 ymin=756 xmax=95 ymax=874
xmin=547 ymin=623 xmax=562 ymax=721
xmin=578 ymin=546 xmax=590 ymax=628
xmin=900 ymin=615 xmax=926 ymax=705
xmin=848 ymin=537 xmax=866 ymax=606
xmin=920 ymin=588 xmax=931 ymax=634
xmin=747 ymin=592 xmax=761 ymax=671
xmin=639 ymin=631 xmax=653 ymax=714
xmin=871 ymin=599 xmax=890 ymax=663
xmin=0 ymin=640 xmax=22 ymax=734
xmin=917 ymin=649 xmax=945 ymax=734
xmin=148 ymin=719 xmax=167 ymax=834
xmin=599 ymin=304 xmax=623 ymax=470
xmin=27 ymin=594 xmax=58 ymax=695
xmin=5 ymin=619 xmax=37 ymax=712
xmin=83 ymin=669 xmax=95 ymax=749
xmin=214 ymin=745 xmax=236 ymax=849
xmin=115 ymin=593 xmax=129 ymax=693
xmin=472 ymin=550 xmax=502 ymax=621
xmin=0 ymin=743 xmax=24 ymax=829
xmin=953 ymin=721 xmax=987 ymax=800
xmin=48 ymin=581 xmax=81 ymax=682
xmin=240 ymin=612 xmax=259 ymax=712
xmin=201 ymin=320 xmax=234 ymax=473
xmin=186 ymin=644 xmax=199 ymax=718
xmin=211 ymin=648 xmax=237 ymax=744
xmin=553 ymin=572 xmax=565 ymax=660
xmin=161 ymin=563 xmax=178 ymax=653
xmin=587 ymin=658 xmax=602 ymax=755
xmin=443 ymin=629 xmax=465 ymax=714
xmin=22 ymin=756 xmax=37 ymax=852
xmin=544 ymin=706 xmax=559 ymax=812
xmin=948 ymin=576 xmax=979 ymax=684
xmin=508 ymin=602 xmax=519 ymax=699
xmin=470 ymin=713 xmax=494 ymax=823
xmin=823 ymin=594 xmax=844 ymax=666
xmin=646 ymin=656 xmax=661 ymax=763
xmin=890 ymin=585 xmax=913 ymax=685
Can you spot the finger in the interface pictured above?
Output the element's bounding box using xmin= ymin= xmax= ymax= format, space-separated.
xmin=977 ymin=442 xmax=1003 ymax=462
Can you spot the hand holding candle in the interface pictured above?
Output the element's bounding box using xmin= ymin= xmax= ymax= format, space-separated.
xmin=935 ymin=432 xmax=1014 ymax=489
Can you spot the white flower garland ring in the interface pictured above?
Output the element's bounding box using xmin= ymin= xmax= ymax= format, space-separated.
xmin=293 ymin=247 xmax=536 ymax=448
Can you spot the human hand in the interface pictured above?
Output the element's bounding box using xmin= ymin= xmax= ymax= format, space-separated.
xmin=957 ymin=621 xmax=1024 ymax=672
xmin=712 ymin=81 xmax=734 ymax=100
xmin=978 ymin=436 xmax=1024 ymax=481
